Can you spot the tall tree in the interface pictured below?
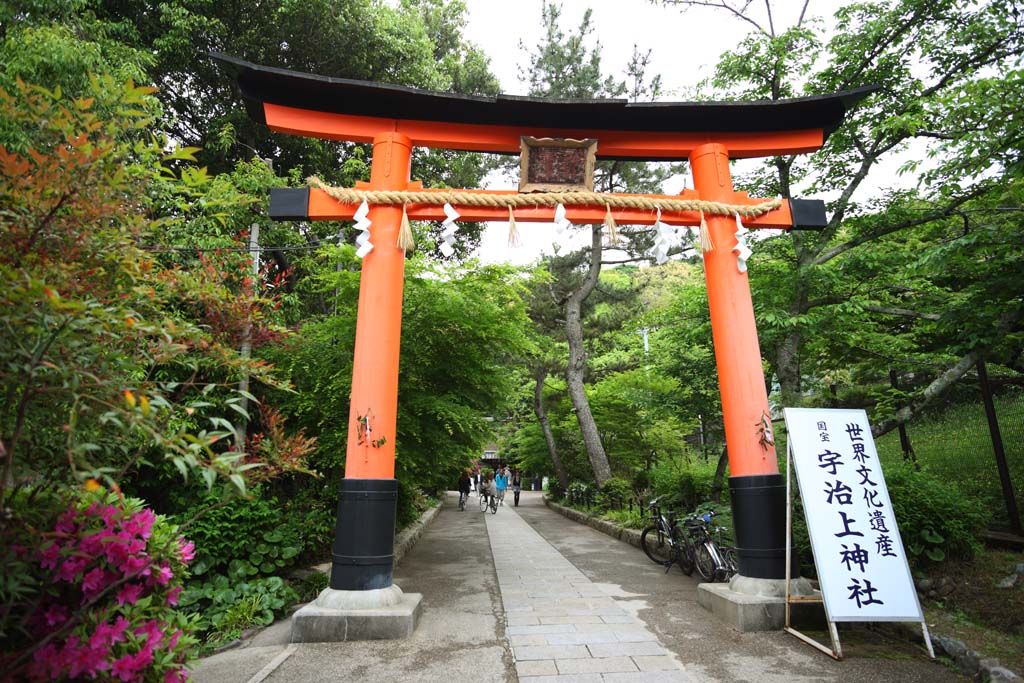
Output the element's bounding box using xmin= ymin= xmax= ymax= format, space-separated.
xmin=522 ymin=2 xmax=678 ymax=485
xmin=663 ymin=0 xmax=1024 ymax=431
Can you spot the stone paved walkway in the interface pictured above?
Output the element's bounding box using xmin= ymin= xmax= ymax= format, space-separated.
xmin=487 ymin=503 xmax=693 ymax=682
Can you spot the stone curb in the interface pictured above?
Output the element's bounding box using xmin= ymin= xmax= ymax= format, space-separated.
xmin=888 ymin=623 xmax=1024 ymax=683
xmin=545 ymin=498 xmax=645 ymax=550
xmin=544 ymin=497 xmax=1023 ymax=683
xmin=393 ymin=500 xmax=444 ymax=567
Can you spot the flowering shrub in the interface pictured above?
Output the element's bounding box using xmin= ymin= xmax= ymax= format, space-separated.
xmin=0 ymin=490 xmax=198 ymax=682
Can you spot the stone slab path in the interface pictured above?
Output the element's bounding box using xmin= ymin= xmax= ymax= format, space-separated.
xmin=486 ymin=502 xmax=694 ymax=682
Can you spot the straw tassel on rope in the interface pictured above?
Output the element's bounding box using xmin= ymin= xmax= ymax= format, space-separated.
xmin=507 ymin=206 xmax=521 ymax=247
xmin=699 ymin=210 xmax=715 ymax=254
xmin=397 ymin=203 xmax=415 ymax=251
xmin=603 ymin=204 xmax=620 ymax=245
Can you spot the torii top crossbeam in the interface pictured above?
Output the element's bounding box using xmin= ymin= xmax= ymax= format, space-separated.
xmin=214 ymin=52 xmax=872 ymax=159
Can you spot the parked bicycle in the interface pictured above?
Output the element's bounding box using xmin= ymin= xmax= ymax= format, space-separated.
xmin=684 ymin=510 xmax=737 ymax=582
xmin=640 ymin=497 xmax=695 ymax=575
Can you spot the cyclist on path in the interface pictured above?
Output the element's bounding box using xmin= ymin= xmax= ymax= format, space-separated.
xmin=457 ymin=471 xmax=472 ymax=510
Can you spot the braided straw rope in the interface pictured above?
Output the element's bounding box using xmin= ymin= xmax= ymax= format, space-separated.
xmin=307 ymin=177 xmax=782 ymax=219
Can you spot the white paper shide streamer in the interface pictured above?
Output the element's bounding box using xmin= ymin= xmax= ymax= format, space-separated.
xmin=353 ymin=200 xmax=373 ymax=258
xmin=553 ymin=203 xmax=571 ymax=234
xmin=439 ymin=203 xmax=460 ymax=257
xmin=733 ymin=213 xmax=753 ymax=273
xmin=651 ymin=209 xmax=674 ymax=264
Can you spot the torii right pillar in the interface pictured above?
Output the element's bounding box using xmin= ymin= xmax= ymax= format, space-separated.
xmin=691 ymin=143 xmax=791 ymax=581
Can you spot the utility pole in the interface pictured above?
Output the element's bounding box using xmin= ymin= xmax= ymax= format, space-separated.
xmin=236 ymin=223 xmax=260 ymax=438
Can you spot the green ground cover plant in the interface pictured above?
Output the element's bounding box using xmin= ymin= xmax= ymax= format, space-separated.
xmin=875 ymin=393 xmax=1024 ymax=531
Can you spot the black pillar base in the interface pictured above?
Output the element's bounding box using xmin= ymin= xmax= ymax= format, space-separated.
xmin=728 ymin=473 xmax=797 ymax=579
xmin=330 ymin=478 xmax=398 ymax=591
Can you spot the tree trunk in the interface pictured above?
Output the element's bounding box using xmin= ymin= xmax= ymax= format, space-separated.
xmin=710 ymin=445 xmax=729 ymax=503
xmin=533 ymin=368 xmax=569 ymax=489
xmin=773 ymin=236 xmax=809 ymax=403
xmin=564 ymin=226 xmax=613 ymax=486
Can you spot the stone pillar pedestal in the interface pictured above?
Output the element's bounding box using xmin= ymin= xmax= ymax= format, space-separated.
xmin=290 ymin=584 xmax=422 ymax=642
xmin=697 ymin=575 xmax=825 ymax=632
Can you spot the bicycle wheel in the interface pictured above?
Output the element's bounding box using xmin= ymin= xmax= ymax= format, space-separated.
xmin=479 ymin=495 xmax=488 ymax=512
xmin=490 ymin=498 xmax=498 ymax=514
xmin=694 ymin=542 xmax=715 ymax=581
xmin=640 ymin=526 xmax=667 ymax=565
xmin=671 ymin=528 xmax=695 ymax=576
xmin=722 ymin=546 xmax=738 ymax=579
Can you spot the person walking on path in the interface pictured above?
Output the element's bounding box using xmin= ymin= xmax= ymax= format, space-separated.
xmin=511 ymin=470 xmax=522 ymax=506
xmin=457 ymin=471 xmax=471 ymax=510
xmin=475 ymin=470 xmax=482 ymax=495
xmin=494 ymin=468 xmax=508 ymax=506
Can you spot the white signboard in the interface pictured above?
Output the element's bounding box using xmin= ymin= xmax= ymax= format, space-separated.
xmin=784 ymin=408 xmax=923 ymax=622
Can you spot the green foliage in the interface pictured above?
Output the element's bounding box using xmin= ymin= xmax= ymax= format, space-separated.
xmin=266 ymin=259 xmax=532 ymax=511
xmin=176 ymin=487 xmax=303 ymax=580
xmin=647 ymin=456 xmax=718 ymax=513
xmin=597 ymin=477 xmax=633 ymax=509
xmin=32 ymin=0 xmax=503 ymax=186
xmin=293 ymin=572 xmax=330 ymax=603
xmin=600 ymin=507 xmax=646 ymax=530
xmin=885 ymin=463 xmax=986 ymax=567
xmin=0 ymin=76 xmax=305 ymax=503
xmin=178 ymin=574 xmax=298 ymax=637
xmin=875 ymin=391 xmax=1024 ymax=530
xmin=395 ymin=479 xmax=429 ymax=531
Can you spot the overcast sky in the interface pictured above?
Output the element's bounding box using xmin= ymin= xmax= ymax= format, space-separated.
xmin=458 ymin=0 xmax=842 ymax=264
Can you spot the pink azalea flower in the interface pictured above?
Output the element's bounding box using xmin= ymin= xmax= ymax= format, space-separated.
xmin=166 ymin=585 xmax=183 ymax=607
xmin=98 ymin=505 xmax=120 ymax=525
xmin=131 ymin=644 xmax=154 ymax=671
xmin=42 ymin=603 xmax=69 ymax=627
xmin=39 ymin=542 xmax=62 ymax=570
xmin=56 ymin=557 xmax=87 ymax=583
xmin=178 ymin=538 xmax=196 ymax=563
xmin=106 ymin=540 xmax=130 ymax=566
xmin=155 ymin=563 xmax=173 ymax=586
xmin=166 ymin=629 xmax=182 ymax=649
xmin=133 ymin=619 xmax=163 ymax=645
xmin=126 ymin=509 xmax=156 ymax=539
xmin=29 ymin=643 xmax=60 ymax=680
xmin=81 ymin=566 xmax=107 ymax=598
xmin=124 ymin=555 xmax=150 ymax=577
xmin=80 ymin=531 xmax=106 ymax=556
xmin=55 ymin=510 xmax=78 ymax=535
xmin=111 ymin=653 xmax=138 ymax=682
xmin=63 ymin=635 xmax=107 ymax=678
xmin=165 ymin=666 xmax=188 ymax=683
xmin=116 ymin=583 xmax=144 ymax=606
xmin=111 ymin=615 xmax=131 ymax=642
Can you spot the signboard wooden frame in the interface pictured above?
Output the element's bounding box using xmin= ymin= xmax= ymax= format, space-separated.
xmin=519 ymin=137 xmax=597 ymax=193
xmin=783 ymin=407 xmax=935 ymax=660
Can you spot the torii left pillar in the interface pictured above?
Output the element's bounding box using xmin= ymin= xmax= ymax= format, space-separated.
xmin=291 ymin=133 xmax=423 ymax=642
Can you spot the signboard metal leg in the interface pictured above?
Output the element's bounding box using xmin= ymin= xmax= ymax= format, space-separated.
xmin=921 ymin=620 xmax=936 ymax=658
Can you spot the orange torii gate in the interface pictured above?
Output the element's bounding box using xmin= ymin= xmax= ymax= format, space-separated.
xmin=216 ymin=53 xmax=872 ymax=635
